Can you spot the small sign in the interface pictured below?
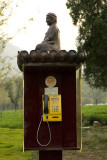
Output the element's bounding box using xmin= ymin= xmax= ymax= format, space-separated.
xmin=44 ymin=87 xmax=58 ymax=95
xmin=45 ymin=76 xmax=56 ymax=88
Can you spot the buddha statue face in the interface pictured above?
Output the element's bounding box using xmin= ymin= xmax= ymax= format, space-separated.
xmin=46 ymin=15 xmax=53 ymax=26
xmin=46 ymin=13 xmax=57 ymax=26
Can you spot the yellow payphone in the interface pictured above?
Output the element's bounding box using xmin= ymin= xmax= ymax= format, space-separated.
xmin=36 ymin=94 xmax=62 ymax=146
xmin=43 ymin=95 xmax=62 ymax=122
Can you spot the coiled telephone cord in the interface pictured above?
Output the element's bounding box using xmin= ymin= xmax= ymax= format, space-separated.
xmin=36 ymin=115 xmax=51 ymax=146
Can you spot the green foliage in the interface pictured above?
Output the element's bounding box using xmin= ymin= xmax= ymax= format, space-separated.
xmin=66 ymin=0 xmax=107 ymax=89
xmin=82 ymin=105 xmax=107 ymax=126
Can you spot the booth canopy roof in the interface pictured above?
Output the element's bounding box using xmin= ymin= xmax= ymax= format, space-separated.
xmin=17 ymin=50 xmax=87 ymax=71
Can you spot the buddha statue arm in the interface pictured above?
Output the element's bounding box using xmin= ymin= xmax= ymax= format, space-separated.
xmin=42 ymin=25 xmax=58 ymax=44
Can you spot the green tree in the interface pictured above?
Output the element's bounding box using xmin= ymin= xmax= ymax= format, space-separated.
xmin=0 ymin=1 xmax=13 ymax=83
xmin=66 ymin=0 xmax=107 ymax=89
xmin=0 ymin=0 xmax=14 ymax=52
xmin=0 ymin=0 xmax=33 ymax=84
xmin=0 ymin=0 xmax=18 ymax=84
xmin=4 ymin=77 xmax=23 ymax=111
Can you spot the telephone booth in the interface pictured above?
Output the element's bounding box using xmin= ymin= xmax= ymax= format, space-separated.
xmin=17 ymin=50 xmax=86 ymax=160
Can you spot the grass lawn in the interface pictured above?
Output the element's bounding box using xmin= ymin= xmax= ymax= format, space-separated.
xmin=0 ymin=127 xmax=107 ymax=160
xmin=0 ymin=110 xmax=23 ymax=129
xmin=0 ymin=128 xmax=35 ymax=160
xmin=82 ymin=105 xmax=107 ymax=126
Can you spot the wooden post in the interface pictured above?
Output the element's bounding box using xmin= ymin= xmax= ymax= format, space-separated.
xmin=39 ymin=150 xmax=62 ymax=160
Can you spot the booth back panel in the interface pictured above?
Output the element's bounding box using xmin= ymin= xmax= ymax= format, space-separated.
xmin=24 ymin=67 xmax=77 ymax=150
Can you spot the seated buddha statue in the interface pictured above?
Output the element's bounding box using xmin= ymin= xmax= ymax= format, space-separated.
xmin=35 ymin=13 xmax=60 ymax=52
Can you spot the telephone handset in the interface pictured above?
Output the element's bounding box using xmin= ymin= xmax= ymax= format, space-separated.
xmin=43 ymin=95 xmax=49 ymax=115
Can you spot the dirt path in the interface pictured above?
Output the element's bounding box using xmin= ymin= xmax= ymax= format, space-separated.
xmin=63 ymin=150 xmax=107 ymax=160
xmin=63 ymin=127 xmax=107 ymax=160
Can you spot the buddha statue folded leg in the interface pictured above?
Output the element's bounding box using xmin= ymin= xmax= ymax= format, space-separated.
xmin=36 ymin=43 xmax=54 ymax=52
